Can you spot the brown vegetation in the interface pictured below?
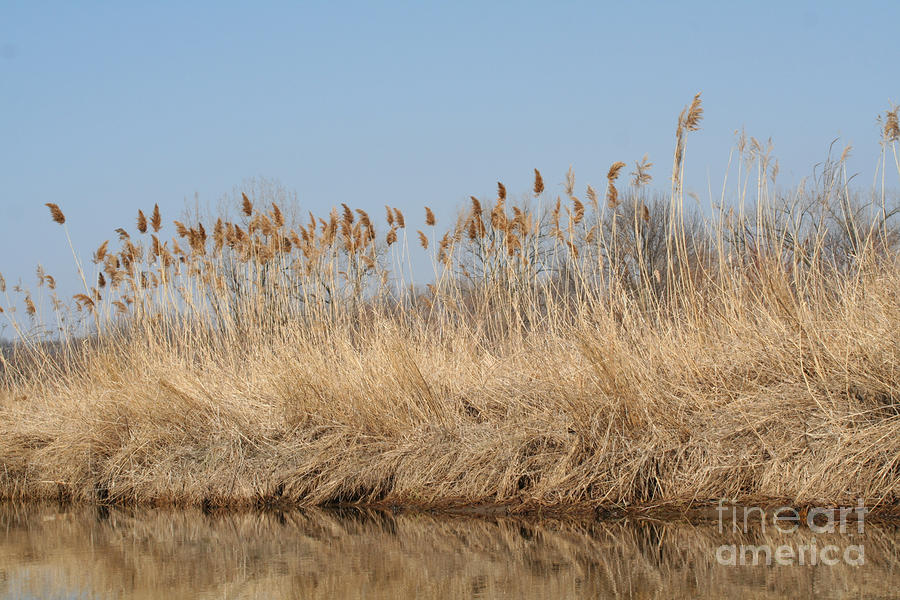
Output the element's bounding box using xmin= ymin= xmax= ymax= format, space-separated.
xmin=1 ymin=97 xmax=900 ymax=513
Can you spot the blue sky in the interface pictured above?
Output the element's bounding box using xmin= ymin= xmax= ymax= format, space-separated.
xmin=1 ymin=1 xmax=898 ymax=326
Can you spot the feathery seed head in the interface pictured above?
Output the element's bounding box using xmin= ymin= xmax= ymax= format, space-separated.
xmin=533 ymin=169 xmax=544 ymax=195
xmin=684 ymin=92 xmax=703 ymax=132
xmin=572 ymin=197 xmax=585 ymax=224
xmin=884 ymin=106 xmax=900 ymax=142
xmin=272 ymin=203 xmax=284 ymax=228
xmin=93 ymin=240 xmax=109 ymax=264
xmin=45 ymin=203 xmax=66 ymax=225
xmin=586 ymin=185 xmax=598 ymax=209
xmin=631 ymin=155 xmax=653 ymax=187
xmin=607 ymin=161 xmax=627 ymax=182
xmin=151 ymin=204 xmax=162 ymax=232
xmin=341 ymin=203 xmax=354 ymax=225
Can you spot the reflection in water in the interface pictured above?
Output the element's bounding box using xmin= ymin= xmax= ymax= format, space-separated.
xmin=0 ymin=503 xmax=897 ymax=599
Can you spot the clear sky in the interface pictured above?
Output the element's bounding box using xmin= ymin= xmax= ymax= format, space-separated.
xmin=1 ymin=0 xmax=898 ymax=326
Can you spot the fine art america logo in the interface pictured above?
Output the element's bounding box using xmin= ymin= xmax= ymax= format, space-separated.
xmin=715 ymin=499 xmax=867 ymax=567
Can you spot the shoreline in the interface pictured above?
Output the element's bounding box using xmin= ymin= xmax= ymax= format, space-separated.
xmin=3 ymin=496 xmax=899 ymax=524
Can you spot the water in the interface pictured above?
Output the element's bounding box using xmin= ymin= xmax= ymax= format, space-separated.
xmin=0 ymin=503 xmax=898 ymax=599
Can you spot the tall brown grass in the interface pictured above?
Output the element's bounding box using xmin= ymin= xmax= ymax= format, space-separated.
xmin=1 ymin=97 xmax=899 ymax=512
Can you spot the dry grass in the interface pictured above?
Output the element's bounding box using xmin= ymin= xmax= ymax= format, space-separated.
xmin=1 ymin=97 xmax=900 ymax=513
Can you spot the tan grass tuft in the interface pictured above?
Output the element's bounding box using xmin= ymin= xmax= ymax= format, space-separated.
xmin=272 ymin=204 xmax=285 ymax=229
xmin=150 ymin=204 xmax=162 ymax=232
xmin=607 ymin=161 xmax=626 ymax=182
xmin=92 ymin=241 xmax=109 ymax=264
xmin=174 ymin=221 xmax=189 ymax=238
xmin=606 ymin=161 xmax=626 ymax=209
xmin=885 ymin=106 xmax=900 ymax=142
xmin=572 ymin=197 xmax=585 ymax=224
xmin=684 ymin=92 xmax=703 ymax=131
xmin=586 ymin=185 xmax=598 ymax=209
xmin=45 ymin=203 xmax=66 ymax=225
xmin=533 ymin=169 xmax=544 ymax=195
xmin=341 ymin=204 xmax=354 ymax=225
xmin=631 ymin=155 xmax=653 ymax=187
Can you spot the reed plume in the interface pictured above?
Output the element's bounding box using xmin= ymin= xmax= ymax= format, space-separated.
xmin=631 ymin=155 xmax=653 ymax=187
xmin=272 ymin=204 xmax=285 ymax=228
xmin=533 ymin=169 xmax=544 ymax=194
xmin=92 ymin=241 xmax=109 ymax=264
xmin=150 ymin=204 xmax=162 ymax=232
xmin=885 ymin=105 xmax=900 ymax=143
xmin=586 ymin=185 xmax=598 ymax=210
xmin=572 ymin=197 xmax=585 ymax=224
xmin=684 ymin=92 xmax=703 ymax=131
xmin=45 ymin=203 xmax=65 ymax=225
xmin=342 ymin=204 xmax=354 ymax=225
xmin=606 ymin=161 xmax=626 ymax=208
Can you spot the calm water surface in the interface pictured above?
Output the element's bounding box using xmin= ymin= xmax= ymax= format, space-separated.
xmin=0 ymin=503 xmax=898 ymax=599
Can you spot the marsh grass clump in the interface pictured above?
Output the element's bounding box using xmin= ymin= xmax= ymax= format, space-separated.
xmin=1 ymin=97 xmax=900 ymax=512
